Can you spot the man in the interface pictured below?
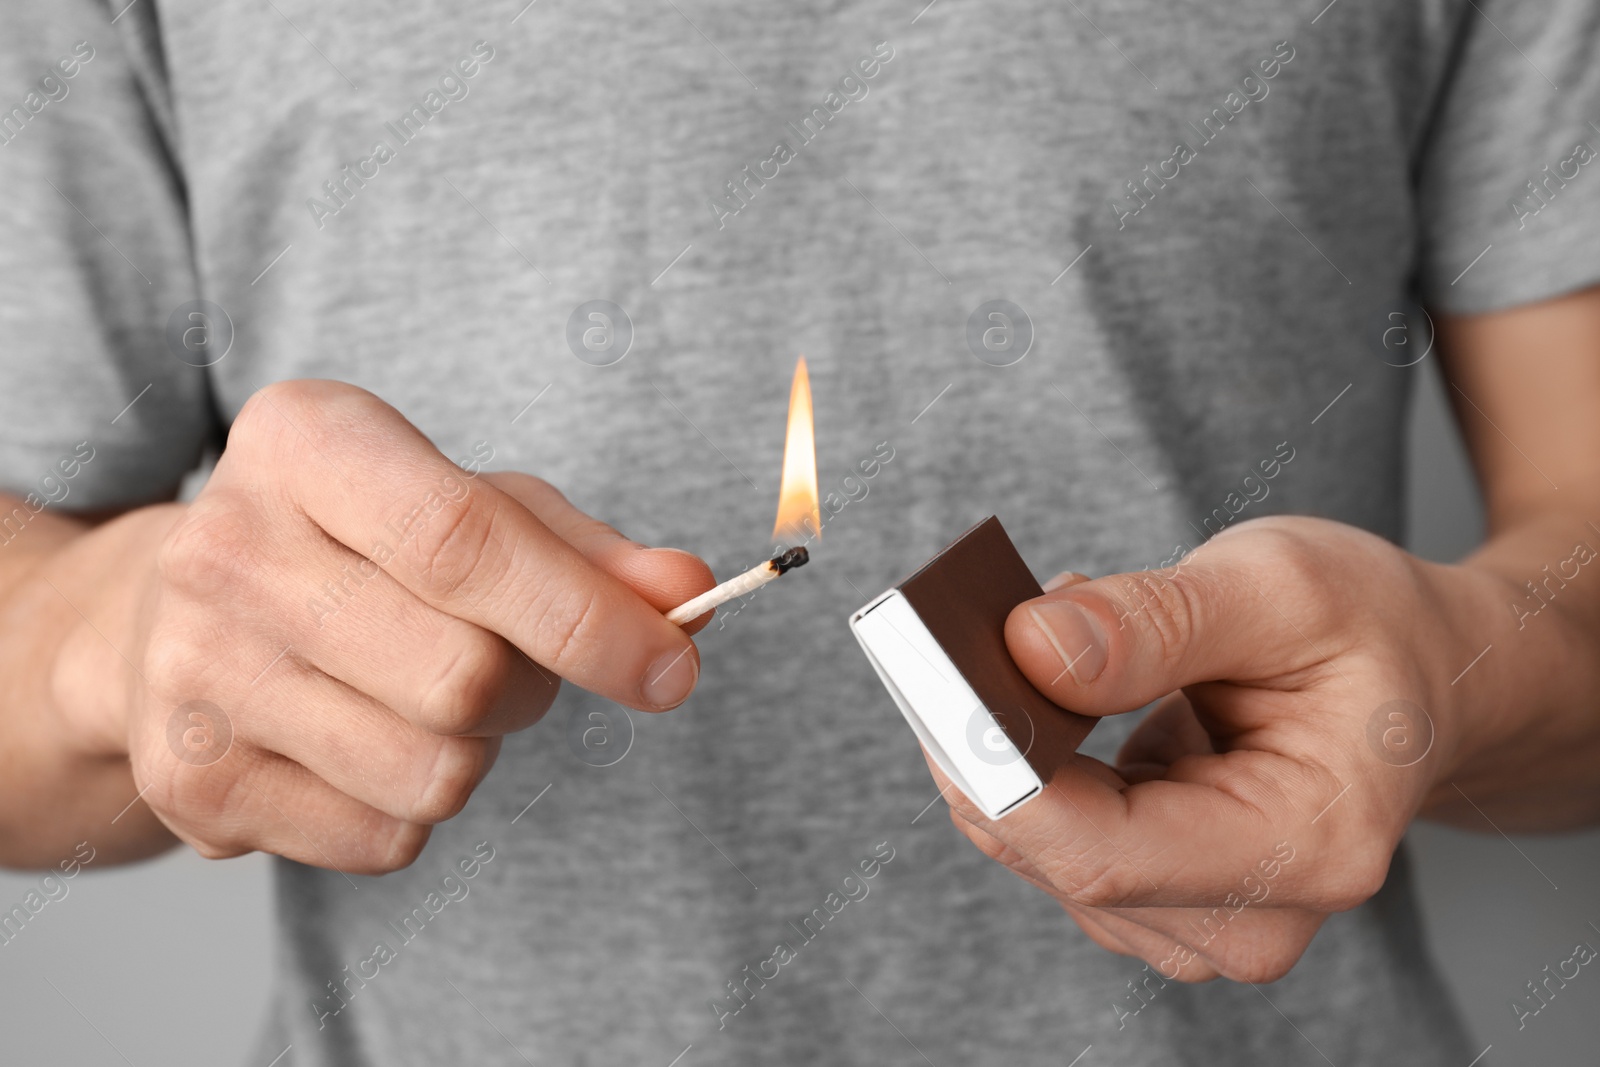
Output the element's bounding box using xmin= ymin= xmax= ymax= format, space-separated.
xmin=2 ymin=0 xmax=1597 ymax=1063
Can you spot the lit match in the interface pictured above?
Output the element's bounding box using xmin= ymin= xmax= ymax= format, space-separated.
xmin=665 ymin=547 xmax=810 ymax=626
xmin=665 ymin=355 xmax=820 ymax=628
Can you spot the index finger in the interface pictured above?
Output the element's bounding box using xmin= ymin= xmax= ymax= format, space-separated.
xmin=482 ymin=471 xmax=717 ymax=635
xmin=234 ymin=381 xmax=702 ymax=711
xmin=943 ymin=741 xmax=1372 ymax=913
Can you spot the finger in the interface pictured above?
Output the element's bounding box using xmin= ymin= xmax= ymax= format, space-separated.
xmin=1094 ymin=903 xmax=1324 ymax=984
xmin=1042 ymin=570 xmax=1092 ymax=593
xmin=920 ymin=670 xmax=1354 ymax=914
xmin=229 ymin=381 xmax=700 ymax=711
xmin=242 ymin=656 xmax=501 ymax=824
xmin=923 ymin=711 xmax=1126 ymax=828
xmin=948 ymin=808 xmax=1059 ymax=893
xmin=1004 ymin=526 xmax=1337 ymax=716
xmin=919 ymin=736 xmax=1123 ymax=834
xmin=924 ymin=696 xmax=1362 ymax=914
xmin=1056 ymin=899 xmax=1147 ymax=959
xmin=286 ymin=529 xmax=560 ymax=735
xmin=1059 ymin=904 xmax=1222 ymax=982
xmin=483 ymin=471 xmax=716 ymax=633
xmin=1116 ymin=691 xmax=1213 ymax=783
xmin=965 ymin=745 xmax=1369 ymax=910
xmin=141 ymin=743 xmax=430 ymax=875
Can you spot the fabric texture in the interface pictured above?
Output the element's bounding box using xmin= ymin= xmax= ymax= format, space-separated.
xmin=5 ymin=0 xmax=1599 ymax=1062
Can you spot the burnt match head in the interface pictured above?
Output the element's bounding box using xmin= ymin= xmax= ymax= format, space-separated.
xmin=770 ymin=546 xmax=810 ymax=574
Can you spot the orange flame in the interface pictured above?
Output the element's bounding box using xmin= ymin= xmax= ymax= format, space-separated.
xmin=772 ymin=355 xmax=820 ymax=545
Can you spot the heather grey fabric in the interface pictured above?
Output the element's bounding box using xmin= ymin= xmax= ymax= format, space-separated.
xmin=4 ymin=0 xmax=1599 ymax=1063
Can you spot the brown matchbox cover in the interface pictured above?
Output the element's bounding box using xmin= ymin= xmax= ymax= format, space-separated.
xmin=850 ymin=515 xmax=1097 ymax=818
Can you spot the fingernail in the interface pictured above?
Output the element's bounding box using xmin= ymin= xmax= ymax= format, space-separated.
xmin=1026 ymin=601 xmax=1108 ymax=684
xmin=642 ymin=645 xmax=699 ymax=709
xmin=1042 ymin=571 xmax=1085 ymax=592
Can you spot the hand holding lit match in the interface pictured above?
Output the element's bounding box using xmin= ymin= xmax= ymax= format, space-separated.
xmin=665 ymin=356 xmax=820 ymax=628
xmin=81 ymin=380 xmax=714 ymax=880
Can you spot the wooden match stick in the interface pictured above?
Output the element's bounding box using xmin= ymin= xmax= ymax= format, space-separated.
xmin=666 ymin=547 xmax=810 ymax=626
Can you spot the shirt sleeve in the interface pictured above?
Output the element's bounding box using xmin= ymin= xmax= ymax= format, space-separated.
xmin=0 ymin=0 xmax=217 ymax=512
xmin=1415 ymin=0 xmax=1600 ymax=314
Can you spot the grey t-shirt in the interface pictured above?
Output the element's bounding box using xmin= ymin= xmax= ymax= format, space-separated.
xmin=5 ymin=0 xmax=1600 ymax=1063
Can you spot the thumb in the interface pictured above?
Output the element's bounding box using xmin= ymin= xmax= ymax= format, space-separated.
xmin=1004 ymin=535 xmax=1326 ymax=716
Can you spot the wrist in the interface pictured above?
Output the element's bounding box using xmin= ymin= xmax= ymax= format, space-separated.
xmin=1417 ymin=560 xmax=1520 ymax=789
xmin=33 ymin=503 xmax=183 ymax=760
xmin=1417 ymin=540 xmax=1600 ymax=823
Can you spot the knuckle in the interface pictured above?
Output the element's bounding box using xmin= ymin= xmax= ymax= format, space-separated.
xmin=378 ymin=822 xmax=432 ymax=872
xmin=411 ymin=738 xmax=490 ymax=823
xmin=1118 ymin=570 xmax=1202 ymax=671
xmin=1064 ymin=860 xmax=1138 ymax=910
xmin=531 ymin=583 xmax=602 ymax=675
xmin=155 ymin=496 xmax=259 ymax=600
xmin=1251 ymin=524 xmax=1326 ymax=596
xmin=1219 ymin=949 xmax=1300 ymax=985
xmin=1325 ymin=847 xmax=1391 ymax=911
xmin=408 ymin=493 xmax=504 ymax=602
xmin=232 ymin=380 xmax=381 ymax=467
xmin=1158 ymin=954 xmax=1221 ymax=983
xmin=230 ymin=380 xmax=317 ymax=453
xmin=230 ymin=383 xmax=289 ymax=446
xmin=142 ymin=622 xmax=206 ymax=705
xmin=418 ymin=632 xmax=510 ymax=735
xmin=239 ymin=378 xmax=355 ymax=427
xmin=247 ymin=377 xmax=323 ymax=412
xmin=161 ymin=765 xmax=239 ymax=823
xmin=1236 ymin=521 xmax=1341 ymax=631
xmin=138 ymin=743 xmax=245 ymax=837
xmin=189 ymin=835 xmax=250 ymax=862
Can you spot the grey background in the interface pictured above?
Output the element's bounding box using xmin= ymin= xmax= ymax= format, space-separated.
xmin=1 ymin=361 xmax=1597 ymax=1064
